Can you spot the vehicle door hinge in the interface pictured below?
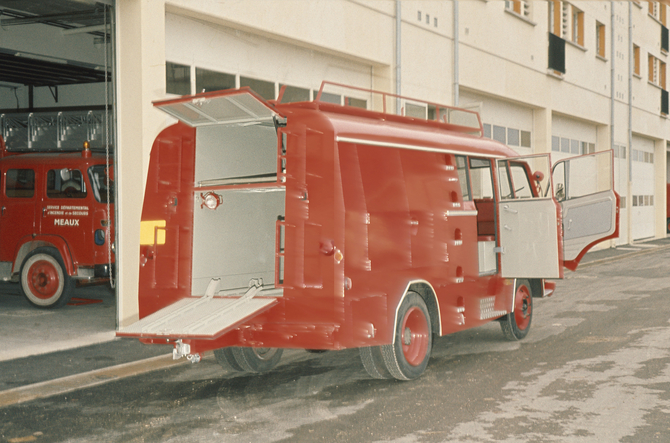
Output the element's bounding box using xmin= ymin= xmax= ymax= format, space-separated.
xmin=494 ymin=246 xmax=505 ymax=254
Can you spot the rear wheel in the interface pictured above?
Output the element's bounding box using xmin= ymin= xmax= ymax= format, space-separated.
xmin=500 ymin=279 xmax=533 ymax=341
xmin=666 ymin=217 xmax=670 ymax=234
xmin=231 ymin=347 xmax=283 ymax=373
xmin=213 ymin=347 xmax=245 ymax=372
xmin=359 ymin=346 xmax=393 ymax=379
xmin=375 ymin=292 xmax=433 ymax=381
xmin=19 ymin=247 xmax=74 ymax=309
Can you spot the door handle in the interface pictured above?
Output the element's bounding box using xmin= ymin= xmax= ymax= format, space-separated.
xmin=503 ymin=205 xmax=518 ymax=214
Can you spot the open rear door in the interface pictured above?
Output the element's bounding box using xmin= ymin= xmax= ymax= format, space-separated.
xmin=118 ymin=88 xmax=286 ymax=341
xmin=552 ymin=150 xmax=619 ymax=270
xmin=497 ymin=154 xmax=563 ymax=279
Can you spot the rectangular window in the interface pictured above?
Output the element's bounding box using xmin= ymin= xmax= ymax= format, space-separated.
xmin=483 ymin=123 xmax=492 ymax=139
xmin=596 ymin=22 xmax=606 ymax=58
xmin=320 ymin=92 xmax=341 ymax=104
xmin=279 ymin=84 xmax=310 ymax=103
xmin=548 ymin=32 xmax=566 ymax=73
xmin=166 ymin=62 xmax=191 ymax=95
xmin=649 ymin=55 xmax=657 ymax=84
xmin=505 ymin=1 xmax=530 ymax=19
xmin=649 ymin=55 xmax=666 ymax=89
xmin=6 ymin=169 xmax=35 ymax=198
xmin=492 ymin=125 xmax=506 ymax=143
xmin=455 ymin=156 xmax=471 ymax=201
xmin=469 ymin=158 xmax=494 ymax=199
xmin=405 ymin=103 xmax=427 ymax=118
xmin=633 ymin=45 xmax=641 ymax=76
xmin=240 ymin=76 xmax=275 ymax=100
xmin=572 ymin=6 xmax=584 ymax=46
xmin=570 ymin=139 xmax=580 ymax=154
xmin=560 ymin=137 xmax=570 ymax=153
xmin=345 ymin=97 xmax=367 ymax=109
xmin=195 ymin=68 xmax=235 ymax=94
xmin=552 ymin=135 xmax=560 ymax=152
xmin=47 ymin=169 xmax=86 ymax=199
xmin=520 ymin=130 xmax=531 ymax=147
xmin=507 ymin=128 xmax=520 ymax=146
xmin=661 ymin=60 xmax=667 ymax=89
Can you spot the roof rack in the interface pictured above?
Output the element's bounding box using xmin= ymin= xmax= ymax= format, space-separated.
xmin=307 ymin=81 xmax=483 ymax=136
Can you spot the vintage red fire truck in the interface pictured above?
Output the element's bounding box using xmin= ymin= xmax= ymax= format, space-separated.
xmin=0 ymin=139 xmax=115 ymax=308
xmin=118 ymin=83 xmax=619 ymax=380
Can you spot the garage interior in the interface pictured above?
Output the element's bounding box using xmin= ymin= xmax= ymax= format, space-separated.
xmin=0 ymin=0 xmax=119 ymax=359
xmin=0 ymin=0 xmax=115 ymax=151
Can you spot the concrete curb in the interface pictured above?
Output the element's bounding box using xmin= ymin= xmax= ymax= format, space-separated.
xmin=578 ymin=243 xmax=670 ymax=269
xmin=0 ymin=352 xmax=183 ymax=408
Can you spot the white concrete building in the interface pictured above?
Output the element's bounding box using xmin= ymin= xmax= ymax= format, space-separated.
xmin=0 ymin=1 xmax=667 ymax=326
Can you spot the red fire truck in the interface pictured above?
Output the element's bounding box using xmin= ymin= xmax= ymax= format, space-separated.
xmin=0 ymin=139 xmax=115 ymax=309
xmin=118 ymin=83 xmax=619 ymax=380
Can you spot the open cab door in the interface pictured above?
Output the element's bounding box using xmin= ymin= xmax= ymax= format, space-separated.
xmin=552 ymin=150 xmax=619 ymax=271
xmin=496 ymin=154 xmax=563 ymax=279
xmin=118 ymin=88 xmax=286 ymax=341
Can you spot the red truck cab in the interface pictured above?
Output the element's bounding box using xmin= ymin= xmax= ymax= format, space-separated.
xmin=119 ymin=83 xmax=618 ymax=380
xmin=0 ymin=139 xmax=114 ymax=308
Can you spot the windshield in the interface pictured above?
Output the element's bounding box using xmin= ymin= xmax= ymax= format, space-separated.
xmin=88 ymin=165 xmax=115 ymax=204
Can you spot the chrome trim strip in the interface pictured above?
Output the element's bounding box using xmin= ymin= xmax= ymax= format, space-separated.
xmin=446 ymin=210 xmax=478 ymax=217
xmin=336 ymin=136 xmax=506 ymax=158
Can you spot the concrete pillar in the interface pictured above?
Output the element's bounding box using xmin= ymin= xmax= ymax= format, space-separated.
xmin=115 ymin=0 xmax=167 ymax=327
xmin=532 ymin=107 xmax=552 ymax=154
xmin=654 ymin=138 xmax=667 ymax=239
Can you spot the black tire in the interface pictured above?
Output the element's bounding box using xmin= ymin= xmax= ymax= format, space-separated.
xmin=214 ymin=347 xmax=245 ymax=372
xmin=19 ymin=247 xmax=74 ymax=309
xmin=380 ymin=292 xmax=433 ymax=380
xmin=666 ymin=217 xmax=670 ymax=234
xmin=359 ymin=346 xmax=393 ymax=379
xmin=500 ymin=279 xmax=533 ymax=341
xmin=230 ymin=347 xmax=283 ymax=373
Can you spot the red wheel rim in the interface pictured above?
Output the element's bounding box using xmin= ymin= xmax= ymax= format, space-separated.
xmin=400 ymin=306 xmax=429 ymax=366
xmin=27 ymin=259 xmax=60 ymax=300
xmin=514 ymin=284 xmax=532 ymax=331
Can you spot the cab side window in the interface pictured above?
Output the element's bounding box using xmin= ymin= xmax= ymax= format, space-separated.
xmin=469 ymin=158 xmax=494 ymax=199
xmin=47 ymin=169 xmax=87 ymax=199
xmin=6 ymin=169 xmax=35 ymax=198
xmin=498 ymin=161 xmax=533 ymax=199
xmin=455 ymin=155 xmax=471 ymax=201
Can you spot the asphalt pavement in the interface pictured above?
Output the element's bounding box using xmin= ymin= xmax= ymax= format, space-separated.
xmin=1 ymin=236 xmax=669 ymax=402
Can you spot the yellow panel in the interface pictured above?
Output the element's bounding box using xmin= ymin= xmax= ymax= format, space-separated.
xmin=140 ymin=220 xmax=166 ymax=245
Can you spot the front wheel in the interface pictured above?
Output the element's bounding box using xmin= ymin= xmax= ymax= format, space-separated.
xmin=500 ymin=279 xmax=533 ymax=341
xmin=19 ymin=247 xmax=74 ymax=309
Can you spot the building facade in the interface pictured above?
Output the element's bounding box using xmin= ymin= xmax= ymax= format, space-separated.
xmin=111 ymin=0 xmax=670 ymax=325
xmin=34 ymin=0 xmax=666 ymax=325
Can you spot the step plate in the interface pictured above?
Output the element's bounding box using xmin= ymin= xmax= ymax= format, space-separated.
xmin=117 ymin=296 xmax=278 ymax=340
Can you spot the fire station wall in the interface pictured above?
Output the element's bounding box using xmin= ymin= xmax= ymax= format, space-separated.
xmin=458 ymin=90 xmax=534 ymax=156
xmin=165 ymin=12 xmax=380 ymax=101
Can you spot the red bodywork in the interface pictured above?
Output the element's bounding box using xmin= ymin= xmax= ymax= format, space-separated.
xmin=0 ymin=138 xmax=115 ymax=284
xmin=123 ymin=85 xmax=618 ymax=358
